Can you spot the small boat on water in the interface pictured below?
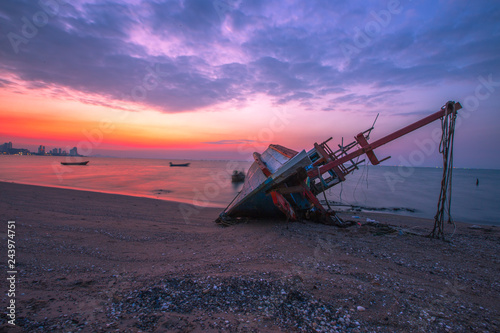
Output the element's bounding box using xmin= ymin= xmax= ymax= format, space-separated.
xmin=217 ymin=101 xmax=462 ymax=226
xmin=231 ymin=170 xmax=245 ymax=183
xmin=169 ymin=162 xmax=190 ymax=167
xmin=61 ymin=161 xmax=89 ymax=165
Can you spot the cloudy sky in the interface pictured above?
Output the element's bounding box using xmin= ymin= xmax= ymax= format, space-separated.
xmin=1 ymin=0 xmax=499 ymax=168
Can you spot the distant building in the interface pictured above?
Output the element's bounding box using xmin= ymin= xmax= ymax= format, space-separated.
xmin=10 ymin=148 xmax=30 ymax=155
xmin=0 ymin=142 xmax=74 ymax=156
xmin=0 ymin=142 xmax=13 ymax=153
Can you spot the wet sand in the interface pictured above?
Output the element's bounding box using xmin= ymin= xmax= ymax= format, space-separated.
xmin=0 ymin=181 xmax=498 ymax=332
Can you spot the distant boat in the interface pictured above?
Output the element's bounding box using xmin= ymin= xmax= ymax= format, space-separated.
xmin=231 ymin=170 xmax=245 ymax=183
xmin=169 ymin=162 xmax=190 ymax=167
xmin=61 ymin=161 xmax=89 ymax=165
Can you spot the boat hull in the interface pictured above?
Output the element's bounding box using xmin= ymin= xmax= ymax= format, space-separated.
xmin=222 ymin=145 xmax=312 ymax=219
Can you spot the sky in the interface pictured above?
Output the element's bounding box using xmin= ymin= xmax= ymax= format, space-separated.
xmin=0 ymin=0 xmax=499 ymax=168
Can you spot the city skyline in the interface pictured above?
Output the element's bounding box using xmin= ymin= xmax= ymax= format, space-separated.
xmin=0 ymin=141 xmax=80 ymax=156
xmin=1 ymin=1 xmax=499 ymax=168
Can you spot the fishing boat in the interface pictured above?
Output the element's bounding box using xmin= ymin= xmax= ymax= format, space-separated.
xmin=217 ymin=101 xmax=462 ymax=225
xmin=169 ymin=162 xmax=190 ymax=167
xmin=231 ymin=170 xmax=245 ymax=182
xmin=60 ymin=161 xmax=89 ymax=165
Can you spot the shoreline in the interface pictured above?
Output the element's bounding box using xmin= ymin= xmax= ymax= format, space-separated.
xmin=2 ymin=155 xmax=498 ymax=226
xmin=0 ymin=181 xmax=498 ymax=332
xmin=1 ymin=180 xmax=495 ymax=228
xmin=0 ymin=180 xmax=227 ymax=210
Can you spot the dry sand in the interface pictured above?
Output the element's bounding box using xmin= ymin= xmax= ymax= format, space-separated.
xmin=0 ymin=181 xmax=498 ymax=332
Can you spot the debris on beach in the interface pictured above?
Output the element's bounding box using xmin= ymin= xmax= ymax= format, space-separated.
xmin=217 ymin=101 xmax=462 ymax=226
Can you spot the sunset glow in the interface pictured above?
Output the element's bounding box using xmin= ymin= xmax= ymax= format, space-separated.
xmin=1 ymin=0 xmax=499 ymax=167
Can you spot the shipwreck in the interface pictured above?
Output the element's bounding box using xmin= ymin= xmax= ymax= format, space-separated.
xmin=216 ymin=101 xmax=461 ymax=226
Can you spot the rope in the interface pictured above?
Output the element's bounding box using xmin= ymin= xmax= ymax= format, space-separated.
xmin=339 ymin=181 xmax=343 ymax=203
xmin=317 ymin=166 xmax=334 ymax=211
xmin=429 ymin=102 xmax=457 ymax=240
xmin=317 ymin=166 xmax=344 ymax=225
xmin=353 ymin=158 xmax=368 ymax=204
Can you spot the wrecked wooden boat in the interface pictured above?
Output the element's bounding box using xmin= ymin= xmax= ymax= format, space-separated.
xmin=217 ymin=101 xmax=462 ymax=225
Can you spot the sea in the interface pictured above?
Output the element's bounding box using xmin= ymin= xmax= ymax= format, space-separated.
xmin=0 ymin=155 xmax=498 ymax=226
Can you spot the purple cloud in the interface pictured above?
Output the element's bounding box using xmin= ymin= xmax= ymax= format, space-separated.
xmin=0 ymin=0 xmax=498 ymax=115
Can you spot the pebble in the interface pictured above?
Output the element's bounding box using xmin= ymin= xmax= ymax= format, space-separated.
xmin=95 ymin=274 xmax=359 ymax=332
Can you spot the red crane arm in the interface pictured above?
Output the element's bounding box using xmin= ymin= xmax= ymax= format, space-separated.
xmin=307 ymin=102 xmax=462 ymax=178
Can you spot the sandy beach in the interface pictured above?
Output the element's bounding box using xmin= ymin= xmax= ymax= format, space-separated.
xmin=0 ymin=181 xmax=498 ymax=332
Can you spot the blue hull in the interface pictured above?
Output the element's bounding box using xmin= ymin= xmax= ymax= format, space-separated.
xmin=221 ymin=145 xmax=313 ymax=219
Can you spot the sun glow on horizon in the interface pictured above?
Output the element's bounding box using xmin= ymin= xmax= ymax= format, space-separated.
xmin=0 ymin=82 xmax=466 ymax=160
xmin=2 ymin=84 xmax=335 ymax=153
